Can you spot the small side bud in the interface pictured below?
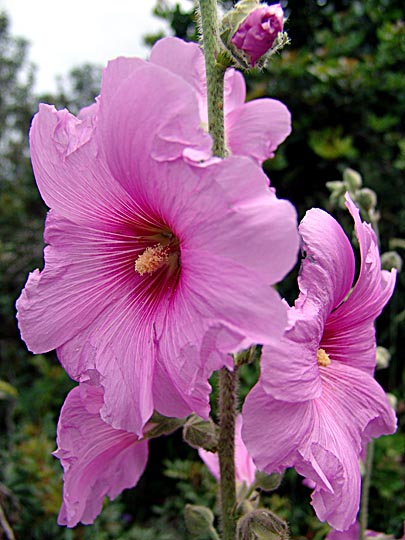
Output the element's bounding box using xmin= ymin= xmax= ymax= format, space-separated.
xmin=381 ymin=250 xmax=403 ymax=272
xmin=343 ymin=167 xmax=363 ymax=191
xmin=237 ymin=509 xmax=290 ymax=540
xmin=254 ymin=471 xmax=283 ymax=492
xmin=221 ymin=1 xmax=287 ymax=69
xmin=183 ymin=414 xmax=219 ymax=452
xmin=376 ymin=346 xmax=391 ymax=370
xmin=386 ymin=392 xmax=398 ymax=412
xmin=184 ymin=504 xmax=217 ymax=538
xmin=356 ymin=187 xmax=378 ymax=212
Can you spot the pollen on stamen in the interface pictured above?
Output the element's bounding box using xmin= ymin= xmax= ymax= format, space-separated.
xmin=317 ymin=348 xmax=331 ymax=367
xmin=135 ymin=244 xmax=169 ymax=276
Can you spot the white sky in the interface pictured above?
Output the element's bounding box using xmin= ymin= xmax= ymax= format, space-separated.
xmin=1 ymin=0 xmax=191 ymax=94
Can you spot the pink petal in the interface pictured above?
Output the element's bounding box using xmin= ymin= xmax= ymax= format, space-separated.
xmin=150 ymin=37 xmax=208 ymax=122
xmin=57 ymin=293 xmax=156 ymax=436
xmin=149 ymin=37 xmax=246 ymax=124
xmin=17 ymin=210 xmax=139 ymax=353
xmin=29 ymin=104 xmax=133 ymax=226
xmin=234 ymin=415 xmax=256 ymax=485
xmin=198 ymin=448 xmax=220 ymax=481
xmin=185 ymin=156 xmax=299 ymax=285
xmin=325 ymin=195 xmax=396 ymax=371
xmin=226 ymin=98 xmax=291 ymax=163
xmin=243 ymin=362 xmax=396 ymax=531
xmin=98 ymin=63 xmax=212 ymax=199
xmin=297 ymin=207 xmax=356 ymax=317
xmin=54 ymin=384 xmax=148 ymax=528
xmin=198 ymin=415 xmax=256 ymax=486
xmin=259 ymin=308 xmax=323 ymax=402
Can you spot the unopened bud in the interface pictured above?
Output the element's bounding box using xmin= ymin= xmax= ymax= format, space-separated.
xmin=237 ymin=509 xmax=289 ymax=540
xmin=184 ymin=504 xmax=217 ymax=537
xmin=381 ymin=250 xmax=402 ymax=272
xmin=386 ymin=392 xmax=398 ymax=411
xmin=376 ymin=346 xmax=391 ymax=370
xmin=183 ymin=414 xmax=219 ymax=452
xmin=221 ymin=1 xmax=287 ymax=69
xmin=254 ymin=471 xmax=283 ymax=492
xmin=356 ymin=187 xmax=377 ymax=212
xmin=343 ymin=168 xmax=362 ymax=191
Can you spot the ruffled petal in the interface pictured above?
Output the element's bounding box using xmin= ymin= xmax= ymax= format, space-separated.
xmin=150 ymin=37 xmax=208 ymax=122
xmin=98 ymin=63 xmax=212 ymax=199
xmin=242 ymin=382 xmax=315 ymax=473
xmin=150 ymin=37 xmax=246 ymax=124
xmin=325 ymin=196 xmax=396 ymax=371
xmin=54 ymin=384 xmax=148 ymax=528
xmin=259 ymin=308 xmax=323 ymax=402
xmin=29 ymin=104 xmax=133 ymax=226
xmin=16 ymin=210 xmax=139 ymax=353
xmin=153 ymin=325 xmax=235 ymax=420
xmin=182 ymin=156 xmax=299 ymax=285
xmin=243 ymin=362 xmax=396 ymax=531
xmin=226 ymin=98 xmax=291 ymax=163
xmin=297 ymin=207 xmax=356 ymax=318
xmin=178 ymin=251 xmax=289 ymax=349
xmin=57 ymin=292 xmax=156 ymax=436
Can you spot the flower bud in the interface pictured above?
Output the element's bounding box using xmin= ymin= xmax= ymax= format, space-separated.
xmin=254 ymin=471 xmax=283 ymax=492
xmin=356 ymin=187 xmax=378 ymax=212
xmin=342 ymin=167 xmax=363 ymax=191
xmin=183 ymin=414 xmax=219 ymax=452
xmin=376 ymin=346 xmax=391 ymax=370
xmin=386 ymin=392 xmax=398 ymax=412
xmin=381 ymin=250 xmax=403 ymax=272
xmin=144 ymin=411 xmax=185 ymax=439
xmin=221 ymin=1 xmax=286 ymax=69
xmin=237 ymin=509 xmax=290 ymax=540
xmin=184 ymin=504 xmax=217 ymax=537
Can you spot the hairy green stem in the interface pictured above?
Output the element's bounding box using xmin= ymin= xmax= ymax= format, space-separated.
xmin=198 ymin=2 xmax=236 ymax=538
xmin=198 ymin=0 xmax=226 ymax=157
xmin=360 ymin=440 xmax=374 ymax=540
xmin=218 ymin=367 xmax=238 ymax=540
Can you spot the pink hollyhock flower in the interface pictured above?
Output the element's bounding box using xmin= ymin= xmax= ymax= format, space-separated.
xmin=231 ymin=4 xmax=284 ymax=67
xmin=327 ymin=521 xmax=398 ymax=539
xmin=149 ymin=36 xmax=291 ymax=164
xmin=199 ymin=415 xmax=256 ymax=486
xmin=242 ymin=194 xmax=397 ymax=531
xmin=17 ymin=55 xmax=299 ymax=436
xmin=54 ymin=383 xmax=148 ymax=527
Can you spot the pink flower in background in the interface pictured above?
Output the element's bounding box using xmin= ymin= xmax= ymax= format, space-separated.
xmin=242 ymin=194 xmax=397 ymax=531
xmin=54 ymin=383 xmax=148 ymax=527
xmin=17 ymin=51 xmax=299 ymax=436
xmin=199 ymin=415 xmax=256 ymax=486
xmin=150 ymin=37 xmax=291 ymax=164
xmin=231 ymin=4 xmax=284 ymax=67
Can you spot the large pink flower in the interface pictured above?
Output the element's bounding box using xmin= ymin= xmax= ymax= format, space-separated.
xmin=242 ymin=194 xmax=397 ymax=531
xmin=149 ymin=37 xmax=291 ymax=164
xmin=54 ymin=383 xmax=148 ymax=527
xmin=199 ymin=414 xmax=256 ymax=487
xmin=17 ymin=54 xmax=299 ymax=436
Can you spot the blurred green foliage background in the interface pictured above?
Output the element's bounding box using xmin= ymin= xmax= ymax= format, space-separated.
xmin=0 ymin=1 xmax=404 ymax=538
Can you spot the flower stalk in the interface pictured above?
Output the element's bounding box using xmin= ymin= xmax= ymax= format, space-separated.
xmin=218 ymin=367 xmax=238 ymax=540
xmin=198 ymin=4 xmax=238 ymax=537
xmin=198 ymin=0 xmax=227 ymax=157
xmin=360 ymin=440 xmax=374 ymax=540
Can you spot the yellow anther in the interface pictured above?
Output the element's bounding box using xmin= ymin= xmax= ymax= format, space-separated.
xmin=317 ymin=348 xmax=331 ymax=367
xmin=135 ymin=244 xmax=169 ymax=276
